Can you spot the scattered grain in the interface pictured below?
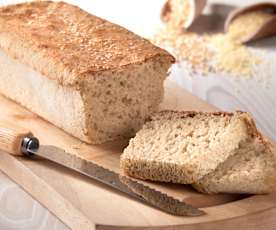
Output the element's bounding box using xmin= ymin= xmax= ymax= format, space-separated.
xmin=227 ymin=11 xmax=274 ymax=42
xmin=153 ymin=3 xmax=274 ymax=79
xmin=207 ymin=10 xmax=274 ymax=77
xmin=207 ymin=33 xmax=261 ymax=77
xmin=153 ymin=25 xmax=212 ymax=75
xmin=163 ymin=0 xmax=191 ymax=31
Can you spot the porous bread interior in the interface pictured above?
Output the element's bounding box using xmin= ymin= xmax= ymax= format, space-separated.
xmin=121 ymin=111 xmax=254 ymax=184
xmin=82 ymin=57 xmax=171 ymax=143
xmin=0 ymin=47 xmax=171 ymax=143
xmin=193 ymin=144 xmax=276 ymax=194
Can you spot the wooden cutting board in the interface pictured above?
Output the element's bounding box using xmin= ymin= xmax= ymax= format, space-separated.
xmin=0 ymin=80 xmax=275 ymax=230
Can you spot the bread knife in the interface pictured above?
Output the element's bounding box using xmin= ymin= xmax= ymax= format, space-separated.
xmin=0 ymin=122 xmax=204 ymax=216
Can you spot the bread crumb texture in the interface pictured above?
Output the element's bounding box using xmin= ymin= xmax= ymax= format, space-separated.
xmin=153 ymin=0 xmax=274 ymax=79
xmin=120 ymin=110 xmax=276 ymax=194
xmin=0 ymin=1 xmax=174 ymax=144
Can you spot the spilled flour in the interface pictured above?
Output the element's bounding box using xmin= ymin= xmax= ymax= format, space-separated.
xmin=153 ymin=1 xmax=274 ymax=81
xmin=208 ymin=11 xmax=273 ymax=77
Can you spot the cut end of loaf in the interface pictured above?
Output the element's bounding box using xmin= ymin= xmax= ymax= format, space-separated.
xmin=0 ymin=1 xmax=175 ymax=144
xmin=80 ymin=57 xmax=173 ymax=144
xmin=120 ymin=110 xmax=273 ymax=189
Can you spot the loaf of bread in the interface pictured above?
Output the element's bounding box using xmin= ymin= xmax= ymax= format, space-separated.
xmin=120 ymin=110 xmax=276 ymax=194
xmin=0 ymin=1 xmax=174 ymax=144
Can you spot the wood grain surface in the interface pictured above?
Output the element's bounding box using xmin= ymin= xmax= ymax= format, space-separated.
xmin=0 ymin=80 xmax=275 ymax=229
xmin=0 ymin=172 xmax=69 ymax=230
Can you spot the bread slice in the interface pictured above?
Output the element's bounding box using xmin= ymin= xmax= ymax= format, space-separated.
xmin=0 ymin=1 xmax=174 ymax=144
xmin=193 ymin=145 xmax=276 ymax=194
xmin=120 ymin=110 xmax=272 ymax=184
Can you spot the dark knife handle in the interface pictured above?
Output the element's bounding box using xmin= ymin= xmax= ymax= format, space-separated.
xmin=0 ymin=121 xmax=39 ymax=155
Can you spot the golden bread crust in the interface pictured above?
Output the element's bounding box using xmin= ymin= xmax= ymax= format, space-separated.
xmin=0 ymin=1 xmax=174 ymax=86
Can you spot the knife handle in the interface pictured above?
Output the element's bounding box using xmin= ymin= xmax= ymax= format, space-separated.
xmin=0 ymin=121 xmax=37 ymax=155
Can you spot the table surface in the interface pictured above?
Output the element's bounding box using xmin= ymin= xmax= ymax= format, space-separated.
xmin=0 ymin=172 xmax=69 ymax=230
xmin=0 ymin=0 xmax=275 ymax=229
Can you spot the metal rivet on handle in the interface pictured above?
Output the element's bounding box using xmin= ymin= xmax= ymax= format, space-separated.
xmin=21 ymin=136 xmax=40 ymax=156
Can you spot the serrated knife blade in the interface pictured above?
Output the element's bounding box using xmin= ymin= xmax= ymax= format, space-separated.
xmin=28 ymin=145 xmax=204 ymax=216
xmin=4 ymin=128 xmax=204 ymax=217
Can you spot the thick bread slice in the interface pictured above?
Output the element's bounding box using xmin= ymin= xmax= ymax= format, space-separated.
xmin=193 ymin=112 xmax=276 ymax=194
xmin=0 ymin=1 xmax=174 ymax=144
xmin=121 ymin=110 xmax=265 ymax=184
xmin=193 ymin=145 xmax=276 ymax=194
